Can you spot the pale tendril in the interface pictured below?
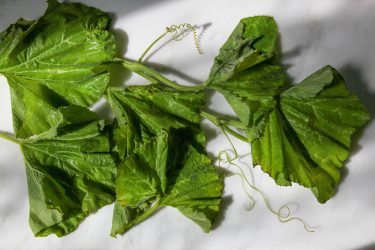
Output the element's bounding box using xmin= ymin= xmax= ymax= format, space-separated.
xmin=138 ymin=23 xmax=203 ymax=63
xmin=217 ymin=126 xmax=314 ymax=232
xmin=166 ymin=23 xmax=203 ymax=54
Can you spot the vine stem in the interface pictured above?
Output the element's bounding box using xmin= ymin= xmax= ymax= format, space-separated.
xmin=200 ymin=110 xmax=248 ymax=142
xmin=118 ymin=58 xmax=247 ymax=137
xmin=138 ymin=32 xmax=168 ymax=63
xmin=117 ymin=58 xmax=207 ymax=91
xmin=0 ymin=131 xmax=20 ymax=145
xmin=202 ymin=111 xmax=245 ymax=129
xmin=222 ymin=125 xmax=248 ymax=142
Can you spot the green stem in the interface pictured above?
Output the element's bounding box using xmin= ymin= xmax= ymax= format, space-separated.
xmin=222 ymin=125 xmax=248 ymax=142
xmin=200 ymin=110 xmax=245 ymax=129
xmin=200 ymin=110 xmax=248 ymax=142
xmin=0 ymin=131 xmax=20 ymax=145
xmin=222 ymin=117 xmax=245 ymax=129
xmin=138 ymin=32 xmax=168 ymax=63
xmin=117 ymin=58 xmax=207 ymax=92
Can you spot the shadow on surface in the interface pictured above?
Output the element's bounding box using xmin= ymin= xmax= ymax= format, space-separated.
xmin=340 ymin=64 xmax=375 ymax=118
xmin=335 ymin=64 xmax=374 ymax=190
xmin=352 ymin=242 xmax=375 ymax=250
xmin=0 ymin=149 xmax=28 ymax=223
xmin=212 ymin=195 xmax=233 ymax=230
xmin=280 ymin=46 xmax=303 ymax=85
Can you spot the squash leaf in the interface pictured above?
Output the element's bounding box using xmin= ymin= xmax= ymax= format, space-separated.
xmin=207 ymin=16 xmax=370 ymax=203
xmin=21 ymin=107 xmax=117 ymax=236
xmin=207 ymin=16 xmax=279 ymax=85
xmin=255 ymin=65 xmax=369 ymax=203
xmin=107 ymin=85 xmax=223 ymax=236
xmin=0 ymin=0 xmax=116 ymax=140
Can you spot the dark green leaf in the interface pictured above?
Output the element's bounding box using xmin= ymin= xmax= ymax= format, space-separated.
xmin=207 ymin=15 xmax=369 ymax=203
xmin=107 ymin=84 xmax=206 ymax=159
xmin=251 ymin=66 xmax=370 ymax=203
xmin=207 ymin=16 xmax=279 ymax=84
xmin=160 ymin=142 xmax=223 ymax=232
xmin=113 ymin=131 xmax=223 ymax=234
xmin=107 ymin=85 xmax=223 ymax=235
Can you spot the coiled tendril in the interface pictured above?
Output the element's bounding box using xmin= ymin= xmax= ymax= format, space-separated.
xmin=138 ymin=23 xmax=203 ymax=63
xmin=166 ymin=23 xmax=203 ymax=54
xmin=217 ymin=125 xmax=315 ymax=232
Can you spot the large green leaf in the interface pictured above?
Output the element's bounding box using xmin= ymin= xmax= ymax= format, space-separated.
xmin=207 ymin=16 xmax=369 ymax=203
xmin=110 ymin=130 xmax=223 ymax=236
xmin=107 ymin=85 xmax=223 ymax=236
xmin=207 ymin=16 xmax=279 ymax=85
xmin=0 ymin=0 xmax=116 ymax=140
xmin=251 ymin=66 xmax=370 ymax=203
xmin=21 ymin=107 xmax=117 ymax=237
xmin=108 ymin=84 xmax=206 ymax=159
xmin=207 ymin=16 xmax=285 ymax=142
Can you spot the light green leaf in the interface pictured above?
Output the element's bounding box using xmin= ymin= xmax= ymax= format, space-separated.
xmin=21 ymin=110 xmax=117 ymax=237
xmin=0 ymin=0 xmax=116 ymax=140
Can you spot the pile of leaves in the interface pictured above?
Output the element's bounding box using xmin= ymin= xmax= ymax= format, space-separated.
xmin=0 ymin=0 xmax=370 ymax=237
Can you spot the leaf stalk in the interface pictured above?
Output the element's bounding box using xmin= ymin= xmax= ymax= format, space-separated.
xmin=118 ymin=58 xmax=207 ymax=91
xmin=0 ymin=131 xmax=20 ymax=145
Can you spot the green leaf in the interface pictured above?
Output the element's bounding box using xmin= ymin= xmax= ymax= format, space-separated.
xmin=207 ymin=16 xmax=279 ymax=84
xmin=210 ymin=64 xmax=285 ymax=141
xmin=21 ymin=108 xmax=117 ymax=237
xmin=251 ymin=66 xmax=370 ymax=203
xmin=107 ymin=84 xmax=206 ymax=159
xmin=109 ymin=84 xmax=205 ymax=130
xmin=160 ymin=141 xmax=223 ymax=232
xmin=113 ymin=131 xmax=223 ymax=234
xmin=207 ymin=15 xmax=369 ymax=203
xmin=207 ymin=16 xmax=285 ymax=141
xmin=117 ymin=131 xmax=169 ymax=205
xmin=0 ymin=0 xmax=116 ymax=140
xmin=107 ymin=85 xmax=223 ymax=235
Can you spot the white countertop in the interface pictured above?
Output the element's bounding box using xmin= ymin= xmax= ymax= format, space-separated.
xmin=1 ymin=0 xmax=375 ymax=249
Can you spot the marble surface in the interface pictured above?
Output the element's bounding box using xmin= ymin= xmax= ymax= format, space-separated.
xmin=1 ymin=0 xmax=375 ymax=249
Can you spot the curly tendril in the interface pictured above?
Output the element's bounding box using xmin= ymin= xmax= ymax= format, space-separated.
xmin=217 ymin=126 xmax=314 ymax=232
xmin=218 ymin=150 xmax=256 ymax=210
xmin=138 ymin=23 xmax=203 ymax=63
xmin=166 ymin=23 xmax=203 ymax=54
